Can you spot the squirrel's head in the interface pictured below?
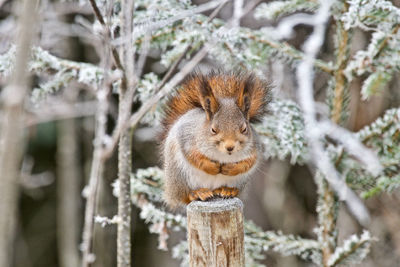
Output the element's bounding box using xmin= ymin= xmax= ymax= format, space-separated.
xmin=198 ymin=74 xmax=256 ymax=156
xmin=207 ymin=98 xmax=251 ymax=155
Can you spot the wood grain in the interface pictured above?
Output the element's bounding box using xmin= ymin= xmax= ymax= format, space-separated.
xmin=187 ymin=198 xmax=244 ymax=267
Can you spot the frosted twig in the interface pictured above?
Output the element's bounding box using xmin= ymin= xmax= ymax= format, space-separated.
xmin=125 ymin=0 xmax=228 ymax=42
xmin=81 ymin=56 xmax=110 ymax=267
xmin=327 ymin=230 xmax=374 ymax=267
xmin=274 ymin=13 xmax=319 ymax=39
xmin=232 ymin=0 xmax=244 ymax=27
xmin=88 ymin=0 xmax=124 ymax=70
xmin=319 ymin=120 xmax=382 ymax=176
xmin=295 ymin=0 xmax=370 ymax=225
xmin=81 ymin=4 xmax=115 ymax=264
xmin=94 ymin=215 xmax=120 ymax=227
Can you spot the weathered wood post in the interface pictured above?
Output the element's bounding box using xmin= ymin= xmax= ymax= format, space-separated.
xmin=187 ymin=197 xmax=244 ymax=267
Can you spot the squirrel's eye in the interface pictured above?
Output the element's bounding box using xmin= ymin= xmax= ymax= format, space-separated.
xmin=240 ymin=124 xmax=247 ymax=134
xmin=211 ymin=127 xmax=218 ymax=134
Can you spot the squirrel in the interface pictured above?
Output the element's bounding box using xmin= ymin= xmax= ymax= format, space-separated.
xmin=160 ymin=70 xmax=271 ymax=209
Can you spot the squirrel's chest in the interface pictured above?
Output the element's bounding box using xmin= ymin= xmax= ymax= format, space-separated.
xmin=177 ymin=150 xmax=248 ymax=189
xmin=187 ymin=167 xmax=246 ymax=190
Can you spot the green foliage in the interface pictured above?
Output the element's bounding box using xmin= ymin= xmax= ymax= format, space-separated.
xmin=342 ymin=0 xmax=400 ymax=100
xmin=255 ymin=99 xmax=308 ymax=164
xmin=254 ymin=0 xmax=319 ymax=20
xmin=361 ymin=71 xmax=392 ymax=100
xmin=327 ymin=231 xmax=374 ymax=267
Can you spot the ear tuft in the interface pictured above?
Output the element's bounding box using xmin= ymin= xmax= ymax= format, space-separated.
xmin=199 ymin=76 xmax=218 ymax=120
xmin=204 ymin=97 xmax=213 ymax=120
xmin=238 ymin=74 xmax=254 ymax=119
xmin=243 ymin=94 xmax=250 ymax=119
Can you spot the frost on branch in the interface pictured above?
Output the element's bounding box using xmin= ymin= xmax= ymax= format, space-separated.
xmin=327 ymin=231 xmax=374 ymax=267
xmin=342 ymin=0 xmax=400 ymax=100
xmin=255 ymin=98 xmax=399 ymax=198
xmin=94 ymin=215 xmax=120 ymax=227
xmin=112 ymin=167 xmax=186 ymax=251
xmin=0 ymin=45 xmax=15 ymax=77
xmin=134 ymin=73 xmax=164 ymax=126
xmin=0 ymin=46 xmax=108 ymax=104
xmin=353 ymin=108 xmax=400 ymax=198
xmin=245 ymin=220 xmax=321 ymax=265
xmin=254 ymin=98 xmax=308 ymax=164
xmin=254 ymin=0 xmax=319 ymax=20
xmin=330 ymin=108 xmax=400 ymax=198
xmin=114 ymin=167 xmax=324 ymax=266
xmin=1 ymin=0 xmax=333 ymax=109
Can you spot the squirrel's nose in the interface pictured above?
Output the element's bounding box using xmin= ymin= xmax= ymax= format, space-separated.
xmin=226 ymin=146 xmax=234 ymax=152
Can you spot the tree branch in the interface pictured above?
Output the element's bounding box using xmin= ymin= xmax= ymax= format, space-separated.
xmin=0 ymin=0 xmax=39 ymax=266
xmin=117 ymin=1 xmax=135 ymax=266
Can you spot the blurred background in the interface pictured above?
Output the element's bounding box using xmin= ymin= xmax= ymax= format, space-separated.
xmin=0 ymin=0 xmax=400 ymax=266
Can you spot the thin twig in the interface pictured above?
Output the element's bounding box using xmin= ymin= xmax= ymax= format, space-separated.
xmin=331 ymin=4 xmax=351 ymax=124
xmin=88 ymin=0 xmax=106 ymax=25
xmin=319 ymin=6 xmax=351 ymax=264
xmin=117 ymin=1 xmax=135 ymax=266
xmin=81 ymin=62 xmax=110 ymax=267
xmin=81 ymin=5 xmax=114 ymax=264
xmin=374 ymin=24 xmax=400 ymax=60
xmin=88 ymin=0 xmax=124 ymax=70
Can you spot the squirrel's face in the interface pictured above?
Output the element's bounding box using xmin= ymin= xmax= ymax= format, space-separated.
xmin=205 ymin=99 xmax=252 ymax=155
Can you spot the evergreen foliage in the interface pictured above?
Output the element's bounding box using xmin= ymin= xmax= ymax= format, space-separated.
xmin=1 ymin=0 xmax=399 ymax=266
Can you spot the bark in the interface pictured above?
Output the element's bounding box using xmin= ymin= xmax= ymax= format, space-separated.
xmin=0 ymin=0 xmax=38 ymax=266
xmin=56 ymin=117 xmax=81 ymax=267
xmin=187 ymin=198 xmax=244 ymax=267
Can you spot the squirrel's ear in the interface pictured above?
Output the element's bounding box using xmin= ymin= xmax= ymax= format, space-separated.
xmin=238 ymin=75 xmax=253 ymax=120
xmin=203 ymin=97 xmax=214 ymax=120
xmin=199 ymin=76 xmax=218 ymax=120
xmin=243 ymin=94 xmax=250 ymax=119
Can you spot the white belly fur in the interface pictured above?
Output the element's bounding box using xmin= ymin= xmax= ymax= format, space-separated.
xmin=176 ymin=145 xmax=253 ymax=190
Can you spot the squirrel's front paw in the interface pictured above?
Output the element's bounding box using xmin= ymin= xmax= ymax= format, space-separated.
xmin=220 ymin=162 xmax=244 ymax=176
xmin=213 ymin=187 xmax=239 ymax=198
xmin=188 ymin=188 xmax=214 ymax=202
xmin=199 ymin=159 xmax=221 ymax=175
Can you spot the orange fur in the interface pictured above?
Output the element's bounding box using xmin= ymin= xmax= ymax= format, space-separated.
xmin=213 ymin=187 xmax=239 ymax=198
xmin=220 ymin=152 xmax=257 ymax=176
xmin=185 ymin=147 xmax=257 ymax=176
xmin=188 ymin=188 xmax=214 ymax=202
xmin=186 ymin=149 xmax=221 ymax=175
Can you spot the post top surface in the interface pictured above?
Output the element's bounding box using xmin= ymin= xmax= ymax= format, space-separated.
xmin=187 ymin=197 xmax=243 ymax=213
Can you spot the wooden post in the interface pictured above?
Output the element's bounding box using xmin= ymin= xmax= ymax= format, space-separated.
xmin=187 ymin=198 xmax=244 ymax=267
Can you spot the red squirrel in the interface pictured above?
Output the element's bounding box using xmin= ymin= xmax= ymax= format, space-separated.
xmin=160 ymin=70 xmax=271 ymax=208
